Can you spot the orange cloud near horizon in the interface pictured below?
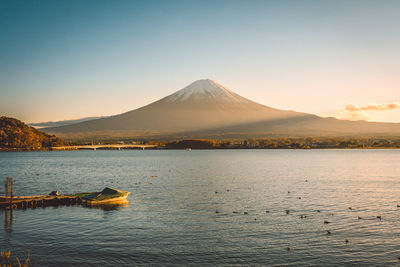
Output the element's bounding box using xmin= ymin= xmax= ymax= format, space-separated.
xmin=336 ymin=101 xmax=400 ymax=121
xmin=345 ymin=102 xmax=400 ymax=112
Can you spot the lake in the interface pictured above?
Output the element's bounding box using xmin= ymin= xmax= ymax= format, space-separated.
xmin=0 ymin=149 xmax=400 ymax=266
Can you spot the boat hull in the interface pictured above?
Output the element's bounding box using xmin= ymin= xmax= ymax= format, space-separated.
xmin=84 ymin=192 xmax=130 ymax=204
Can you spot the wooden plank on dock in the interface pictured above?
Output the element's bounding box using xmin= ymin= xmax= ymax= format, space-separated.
xmin=0 ymin=195 xmax=82 ymax=210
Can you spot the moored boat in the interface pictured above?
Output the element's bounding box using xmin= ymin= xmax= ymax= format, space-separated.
xmin=73 ymin=187 xmax=130 ymax=204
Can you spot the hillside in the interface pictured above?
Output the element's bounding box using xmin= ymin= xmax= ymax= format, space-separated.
xmin=43 ymin=79 xmax=400 ymax=139
xmin=0 ymin=116 xmax=65 ymax=151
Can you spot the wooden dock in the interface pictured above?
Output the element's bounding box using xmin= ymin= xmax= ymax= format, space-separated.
xmin=0 ymin=195 xmax=89 ymax=210
xmin=0 ymin=179 xmax=130 ymax=210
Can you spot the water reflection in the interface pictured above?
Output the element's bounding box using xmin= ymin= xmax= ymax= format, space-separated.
xmin=4 ymin=209 xmax=12 ymax=233
xmin=1 ymin=200 xmax=129 ymax=232
xmin=84 ymin=200 xmax=130 ymax=211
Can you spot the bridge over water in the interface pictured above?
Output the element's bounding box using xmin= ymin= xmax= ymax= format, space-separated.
xmin=52 ymin=144 xmax=160 ymax=151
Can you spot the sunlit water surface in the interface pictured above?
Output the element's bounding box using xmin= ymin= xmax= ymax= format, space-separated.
xmin=0 ymin=150 xmax=400 ymax=266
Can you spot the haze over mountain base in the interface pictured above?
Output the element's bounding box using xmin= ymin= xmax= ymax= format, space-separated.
xmin=43 ymin=79 xmax=400 ymax=140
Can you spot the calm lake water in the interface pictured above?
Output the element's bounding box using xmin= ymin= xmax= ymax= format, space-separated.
xmin=0 ymin=149 xmax=400 ymax=266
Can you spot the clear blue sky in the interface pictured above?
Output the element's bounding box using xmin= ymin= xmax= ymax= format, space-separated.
xmin=1 ymin=0 xmax=399 ymax=123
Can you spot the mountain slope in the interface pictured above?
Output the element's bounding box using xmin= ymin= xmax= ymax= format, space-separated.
xmin=44 ymin=79 xmax=308 ymax=136
xmin=179 ymin=116 xmax=400 ymax=139
xmin=43 ymin=79 xmax=400 ymax=138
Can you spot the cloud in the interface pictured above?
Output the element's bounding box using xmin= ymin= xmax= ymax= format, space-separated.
xmin=336 ymin=101 xmax=400 ymax=121
xmin=344 ymin=102 xmax=400 ymax=112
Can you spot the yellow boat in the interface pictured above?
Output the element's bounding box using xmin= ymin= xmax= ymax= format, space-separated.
xmin=74 ymin=187 xmax=130 ymax=204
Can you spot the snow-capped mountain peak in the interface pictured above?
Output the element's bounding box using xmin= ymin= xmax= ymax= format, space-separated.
xmin=163 ymin=79 xmax=243 ymax=102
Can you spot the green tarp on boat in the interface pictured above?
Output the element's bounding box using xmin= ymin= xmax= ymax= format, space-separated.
xmin=74 ymin=187 xmax=130 ymax=202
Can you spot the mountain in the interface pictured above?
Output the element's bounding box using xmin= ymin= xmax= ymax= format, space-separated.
xmin=29 ymin=116 xmax=108 ymax=129
xmin=43 ymin=79 xmax=400 ymax=139
xmin=0 ymin=116 xmax=65 ymax=151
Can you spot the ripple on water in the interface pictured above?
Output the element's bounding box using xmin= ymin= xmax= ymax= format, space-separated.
xmin=0 ymin=149 xmax=400 ymax=266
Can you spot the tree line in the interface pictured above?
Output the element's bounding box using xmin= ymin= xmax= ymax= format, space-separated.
xmin=161 ymin=137 xmax=400 ymax=149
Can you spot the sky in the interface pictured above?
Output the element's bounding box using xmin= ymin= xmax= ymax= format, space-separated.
xmin=0 ymin=0 xmax=399 ymax=123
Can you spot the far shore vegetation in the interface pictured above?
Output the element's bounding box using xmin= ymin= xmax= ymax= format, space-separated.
xmin=84 ymin=137 xmax=400 ymax=149
xmin=1 ymin=116 xmax=400 ymax=151
xmin=58 ymin=137 xmax=400 ymax=150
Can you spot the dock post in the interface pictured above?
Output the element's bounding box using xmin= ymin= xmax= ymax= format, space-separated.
xmin=5 ymin=177 xmax=13 ymax=205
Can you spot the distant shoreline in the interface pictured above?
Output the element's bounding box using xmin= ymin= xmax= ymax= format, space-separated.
xmin=2 ymin=147 xmax=400 ymax=152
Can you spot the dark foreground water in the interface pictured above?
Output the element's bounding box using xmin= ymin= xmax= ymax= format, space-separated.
xmin=0 ymin=150 xmax=400 ymax=266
